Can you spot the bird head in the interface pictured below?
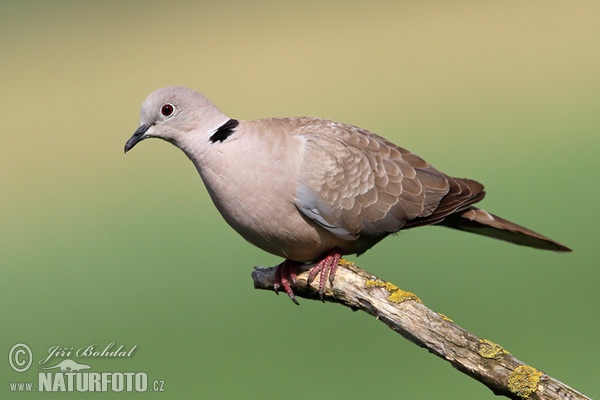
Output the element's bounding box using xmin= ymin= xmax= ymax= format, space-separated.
xmin=124 ymin=86 xmax=229 ymax=153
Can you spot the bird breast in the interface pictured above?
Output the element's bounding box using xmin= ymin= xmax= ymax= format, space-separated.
xmin=189 ymin=119 xmax=347 ymax=261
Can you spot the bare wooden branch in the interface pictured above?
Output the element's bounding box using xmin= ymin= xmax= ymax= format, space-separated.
xmin=252 ymin=261 xmax=590 ymax=400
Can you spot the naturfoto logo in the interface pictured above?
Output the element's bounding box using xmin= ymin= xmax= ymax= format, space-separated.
xmin=8 ymin=342 xmax=165 ymax=393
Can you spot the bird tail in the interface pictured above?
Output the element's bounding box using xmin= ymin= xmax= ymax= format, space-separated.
xmin=438 ymin=207 xmax=571 ymax=252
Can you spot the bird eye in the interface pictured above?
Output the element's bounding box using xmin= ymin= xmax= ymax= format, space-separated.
xmin=161 ymin=103 xmax=174 ymax=117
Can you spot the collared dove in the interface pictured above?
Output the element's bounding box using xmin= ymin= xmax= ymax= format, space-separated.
xmin=125 ymin=86 xmax=571 ymax=303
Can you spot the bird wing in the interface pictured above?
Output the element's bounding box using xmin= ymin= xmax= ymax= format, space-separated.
xmin=293 ymin=119 xmax=484 ymax=239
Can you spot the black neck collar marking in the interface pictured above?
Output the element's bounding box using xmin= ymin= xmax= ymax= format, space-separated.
xmin=210 ymin=119 xmax=239 ymax=143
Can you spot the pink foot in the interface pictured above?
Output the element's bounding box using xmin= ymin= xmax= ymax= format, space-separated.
xmin=273 ymin=260 xmax=301 ymax=305
xmin=307 ymin=249 xmax=342 ymax=301
xmin=273 ymin=250 xmax=343 ymax=304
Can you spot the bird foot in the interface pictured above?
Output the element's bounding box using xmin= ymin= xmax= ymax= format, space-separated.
xmin=272 ymin=249 xmax=342 ymax=304
xmin=273 ymin=260 xmax=300 ymax=305
xmin=307 ymin=249 xmax=342 ymax=301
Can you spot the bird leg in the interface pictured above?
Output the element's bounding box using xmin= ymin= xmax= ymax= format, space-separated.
xmin=273 ymin=249 xmax=342 ymax=304
xmin=273 ymin=260 xmax=300 ymax=305
xmin=307 ymin=249 xmax=342 ymax=301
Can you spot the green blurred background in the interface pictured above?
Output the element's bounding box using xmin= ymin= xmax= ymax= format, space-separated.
xmin=1 ymin=1 xmax=598 ymax=398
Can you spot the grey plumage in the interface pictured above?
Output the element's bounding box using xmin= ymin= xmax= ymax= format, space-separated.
xmin=125 ymin=86 xmax=570 ymax=299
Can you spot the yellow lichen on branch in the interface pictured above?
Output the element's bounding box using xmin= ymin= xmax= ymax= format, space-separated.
xmin=365 ymin=279 xmax=422 ymax=303
xmin=478 ymin=339 xmax=509 ymax=359
xmin=438 ymin=313 xmax=454 ymax=322
xmin=252 ymin=262 xmax=591 ymax=400
xmin=508 ymin=365 xmax=543 ymax=398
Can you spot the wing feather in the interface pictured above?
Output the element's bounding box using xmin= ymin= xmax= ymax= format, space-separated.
xmin=293 ymin=119 xmax=484 ymax=239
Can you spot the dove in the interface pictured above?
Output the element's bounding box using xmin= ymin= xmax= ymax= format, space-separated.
xmin=125 ymin=86 xmax=571 ymax=304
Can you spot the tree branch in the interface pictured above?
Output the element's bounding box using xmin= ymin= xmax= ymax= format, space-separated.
xmin=252 ymin=261 xmax=589 ymax=400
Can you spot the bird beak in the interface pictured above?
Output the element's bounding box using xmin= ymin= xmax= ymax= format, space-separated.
xmin=124 ymin=123 xmax=152 ymax=153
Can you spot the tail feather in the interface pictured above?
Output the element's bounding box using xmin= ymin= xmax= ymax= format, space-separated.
xmin=439 ymin=207 xmax=571 ymax=252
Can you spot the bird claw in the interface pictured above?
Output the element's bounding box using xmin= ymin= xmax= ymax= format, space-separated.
xmin=273 ymin=260 xmax=300 ymax=305
xmin=307 ymin=250 xmax=342 ymax=302
xmin=273 ymin=250 xmax=342 ymax=304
